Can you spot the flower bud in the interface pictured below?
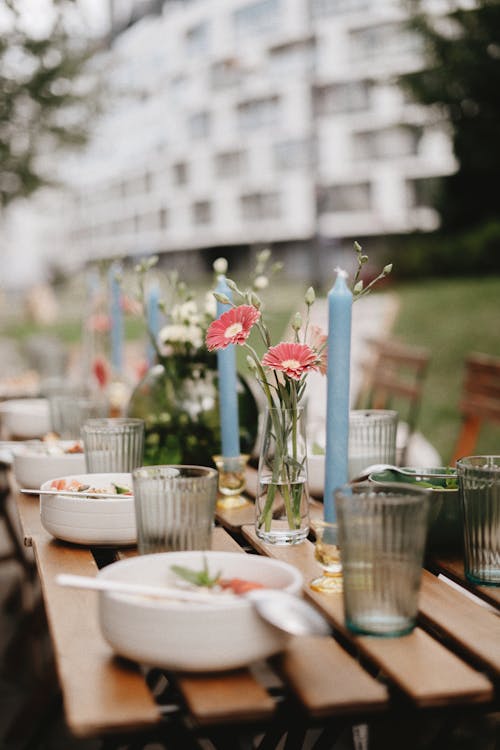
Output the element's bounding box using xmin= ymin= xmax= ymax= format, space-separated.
xmin=383 ymin=263 xmax=393 ymax=275
xmin=249 ymin=291 xmax=262 ymax=309
xmin=246 ymin=355 xmax=257 ymax=373
xmin=213 ymin=257 xmax=228 ymax=274
xmin=225 ymin=278 xmax=238 ymax=292
xmin=353 ymin=280 xmax=364 ymax=294
xmin=257 ymin=248 xmax=271 ymax=264
xmin=354 ymin=241 xmax=362 ymax=253
xmin=292 ymin=312 xmax=302 ymax=331
xmin=305 ymin=286 xmax=315 ymax=306
xmin=213 ymin=292 xmax=231 ymax=305
xmin=254 ymin=275 xmax=269 ymax=290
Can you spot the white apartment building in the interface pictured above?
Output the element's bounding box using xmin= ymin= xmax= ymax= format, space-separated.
xmin=58 ymin=0 xmax=456 ymax=268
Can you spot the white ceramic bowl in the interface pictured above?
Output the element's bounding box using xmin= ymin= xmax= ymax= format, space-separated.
xmin=98 ymin=550 xmax=303 ymax=672
xmin=13 ymin=441 xmax=86 ymax=489
xmin=40 ymin=472 xmax=136 ymax=545
xmin=0 ymin=398 xmax=50 ymax=439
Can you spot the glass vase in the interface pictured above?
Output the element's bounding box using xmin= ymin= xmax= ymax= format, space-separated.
xmin=256 ymin=406 xmax=310 ymax=545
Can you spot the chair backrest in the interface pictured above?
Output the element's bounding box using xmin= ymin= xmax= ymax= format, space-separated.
xmin=356 ymin=338 xmax=431 ymax=464
xmin=450 ymin=352 xmax=500 ymax=464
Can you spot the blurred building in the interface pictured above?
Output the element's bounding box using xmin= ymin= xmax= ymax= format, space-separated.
xmin=55 ymin=0 xmax=457 ymax=275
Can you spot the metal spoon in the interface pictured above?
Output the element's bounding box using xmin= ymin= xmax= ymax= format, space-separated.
xmin=353 ymin=464 xmax=457 ymax=482
xmin=56 ymin=574 xmax=331 ymax=637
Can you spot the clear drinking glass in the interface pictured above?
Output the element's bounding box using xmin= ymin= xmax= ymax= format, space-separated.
xmin=336 ymin=483 xmax=429 ymax=637
xmin=50 ymin=393 xmax=109 ymax=439
xmin=457 ymin=456 xmax=500 ymax=585
xmin=132 ymin=465 xmax=219 ymax=554
xmin=348 ymin=410 xmax=398 ymax=481
xmin=82 ymin=418 xmax=144 ymax=473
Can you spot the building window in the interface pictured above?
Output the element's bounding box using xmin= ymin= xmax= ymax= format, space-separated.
xmin=321 ymin=182 xmax=371 ymax=212
xmin=185 ymin=21 xmax=209 ymax=57
xmin=215 ymin=150 xmax=246 ymax=178
xmin=192 ymin=200 xmax=212 ymax=225
xmin=269 ymin=40 xmax=315 ymax=77
xmin=240 ymin=192 xmax=281 ymax=220
xmin=233 ymin=0 xmax=280 ymax=39
xmin=237 ymin=96 xmax=280 ymax=131
xmin=353 ymin=126 xmax=423 ymax=160
xmin=211 ymin=58 xmax=241 ymax=89
xmin=273 ymin=139 xmax=314 ymax=170
xmin=349 ymin=23 xmax=422 ymax=61
xmin=406 ymin=177 xmax=442 ymax=208
xmin=188 ymin=111 xmax=211 ymax=139
xmin=314 ymin=80 xmax=372 ymax=116
xmin=173 ymin=162 xmax=188 ymax=186
xmin=310 ymin=0 xmax=370 ymax=18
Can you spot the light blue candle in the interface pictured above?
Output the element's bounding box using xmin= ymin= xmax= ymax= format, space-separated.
xmin=146 ymin=284 xmax=160 ymax=366
xmin=216 ymin=275 xmax=240 ymax=458
xmin=109 ymin=264 xmax=124 ymax=375
xmin=324 ymin=268 xmax=352 ymax=523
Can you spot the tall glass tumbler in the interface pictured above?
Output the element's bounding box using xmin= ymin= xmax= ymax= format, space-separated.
xmin=82 ymin=418 xmax=144 ymax=473
xmin=348 ymin=410 xmax=398 ymax=481
xmin=132 ymin=465 xmax=218 ymax=554
xmin=50 ymin=393 xmax=109 ymax=439
xmin=457 ymin=456 xmax=500 ymax=585
xmin=336 ymin=483 xmax=429 ymax=636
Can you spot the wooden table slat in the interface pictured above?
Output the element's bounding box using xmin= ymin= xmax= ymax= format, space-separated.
xmin=419 ymin=570 xmax=500 ymax=678
xmin=279 ymin=636 xmax=388 ymax=718
xmin=242 ymin=525 xmax=494 ymax=708
xmin=31 ymin=532 xmax=160 ymax=738
xmin=433 ymin=557 xmax=500 ymax=609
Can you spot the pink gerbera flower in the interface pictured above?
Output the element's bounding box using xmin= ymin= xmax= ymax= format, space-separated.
xmin=262 ymin=342 xmax=319 ymax=380
xmin=206 ymin=304 xmax=260 ymax=351
xmin=308 ymin=325 xmax=328 ymax=375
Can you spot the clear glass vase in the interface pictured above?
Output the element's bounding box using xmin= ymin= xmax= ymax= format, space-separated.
xmin=256 ymin=406 xmax=310 ymax=545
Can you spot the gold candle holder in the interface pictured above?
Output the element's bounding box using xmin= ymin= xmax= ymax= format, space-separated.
xmin=310 ymin=520 xmax=343 ymax=593
xmin=213 ymin=454 xmax=251 ymax=510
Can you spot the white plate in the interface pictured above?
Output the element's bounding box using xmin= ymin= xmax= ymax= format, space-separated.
xmin=40 ymin=472 xmax=136 ymax=545
xmin=98 ymin=550 xmax=303 ymax=672
xmin=13 ymin=441 xmax=86 ymax=489
xmin=0 ymin=398 xmax=50 ymax=439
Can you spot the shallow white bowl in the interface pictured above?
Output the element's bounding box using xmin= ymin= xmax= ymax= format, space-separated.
xmin=98 ymin=550 xmax=303 ymax=672
xmin=0 ymin=398 xmax=50 ymax=439
xmin=40 ymin=472 xmax=136 ymax=545
xmin=13 ymin=442 xmax=86 ymax=489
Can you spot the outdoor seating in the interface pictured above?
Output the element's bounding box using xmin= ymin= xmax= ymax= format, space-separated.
xmin=450 ymin=352 xmax=500 ymax=464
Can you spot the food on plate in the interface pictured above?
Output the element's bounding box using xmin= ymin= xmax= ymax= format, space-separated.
xmin=49 ymin=478 xmax=132 ymax=496
xmin=171 ymin=558 xmax=265 ymax=596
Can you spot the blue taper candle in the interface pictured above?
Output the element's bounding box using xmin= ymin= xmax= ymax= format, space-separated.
xmin=324 ymin=268 xmax=352 ymax=523
xmin=146 ymin=284 xmax=160 ymax=366
xmin=109 ymin=265 xmax=124 ymax=375
xmin=215 ymin=275 xmax=240 ymax=458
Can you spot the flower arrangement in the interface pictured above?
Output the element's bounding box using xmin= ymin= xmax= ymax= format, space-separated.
xmin=206 ymin=243 xmax=391 ymax=541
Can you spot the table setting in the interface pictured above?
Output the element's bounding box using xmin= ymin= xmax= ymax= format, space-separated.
xmin=2 ymin=245 xmax=499 ymax=747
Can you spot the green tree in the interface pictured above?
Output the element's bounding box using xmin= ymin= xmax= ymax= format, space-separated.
xmin=402 ymin=0 xmax=500 ymax=231
xmin=0 ymin=0 xmax=100 ymax=208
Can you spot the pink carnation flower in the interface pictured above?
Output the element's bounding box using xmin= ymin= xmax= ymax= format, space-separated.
xmin=262 ymin=342 xmax=318 ymax=380
xmin=206 ymin=304 xmax=260 ymax=351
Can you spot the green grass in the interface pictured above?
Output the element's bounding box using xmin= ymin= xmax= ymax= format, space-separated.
xmin=392 ymin=276 xmax=500 ymax=463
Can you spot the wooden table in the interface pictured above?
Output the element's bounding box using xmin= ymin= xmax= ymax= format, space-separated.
xmin=11 ymin=480 xmax=500 ymax=750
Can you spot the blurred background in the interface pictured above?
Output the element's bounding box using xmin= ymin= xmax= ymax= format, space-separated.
xmin=1 ymin=0 xmax=500 ymax=460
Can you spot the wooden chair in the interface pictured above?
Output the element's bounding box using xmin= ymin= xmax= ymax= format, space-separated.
xmin=356 ymin=338 xmax=431 ymax=465
xmin=450 ymin=352 xmax=500 ymax=464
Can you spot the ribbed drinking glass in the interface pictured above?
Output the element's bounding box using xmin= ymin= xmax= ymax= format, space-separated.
xmin=132 ymin=465 xmax=218 ymax=554
xmin=82 ymin=418 xmax=144 ymax=473
xmin=336 ymin=483 xmax=429 ymax=637
xmin=457 ymin=455 xmax=500 ymax=585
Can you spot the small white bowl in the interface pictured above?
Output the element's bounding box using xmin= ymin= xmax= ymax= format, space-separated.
xmin=98 ymin=550 xmax=303 ymax=672
xmin=0 ymin=398 xmax=50 ymax=439
xmin=13 ymin=441 xmax=86 ymax=489
xmin=40 ymin=472 xmax=136 ymax=546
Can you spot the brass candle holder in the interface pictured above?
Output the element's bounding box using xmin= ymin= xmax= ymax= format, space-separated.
xmin=213 ymin=454 xmax=251 ymax=510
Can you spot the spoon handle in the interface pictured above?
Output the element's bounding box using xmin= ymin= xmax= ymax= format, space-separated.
xmin=56 ymin=573 xmax=230 ymax=606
